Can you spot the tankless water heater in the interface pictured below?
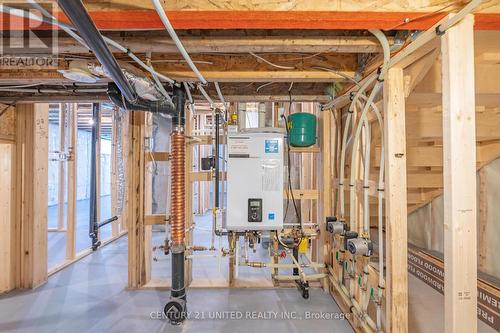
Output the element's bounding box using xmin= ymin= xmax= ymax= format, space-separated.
xmin=225 ymin=130 xmax=284 ymax=231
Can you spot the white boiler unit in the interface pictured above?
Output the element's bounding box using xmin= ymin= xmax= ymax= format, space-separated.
xmin=225 ymin=130 xmax=284 ymax=231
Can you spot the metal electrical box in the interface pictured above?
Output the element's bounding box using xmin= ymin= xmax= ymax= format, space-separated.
xmin=226 ymin=130 xmax=284 ymax=231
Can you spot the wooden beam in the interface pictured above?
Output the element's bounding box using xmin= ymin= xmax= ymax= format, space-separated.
xmin=135 ymin=70 xmax=356 ymax=83
xmin=4 ymin=9 xmax=500 ymax=31
xmin=383 ymin=67 xmax=408 ymax=333
xmin=16 ymin=103 xmax=49 ymax=289
xmin=146 ymin=151 xmax=170 ymax=162
xmin=374 ymin=143 xmax=500 ymax=168
xmin=284 ymin=189 xmax=319 ymax=200
xmin=403 ymin=49 xmax=439 ymax=98
xmin=405 ymin=107 xmax=500 ymax=141
xmin=0 ymin=53 xmax=357 ymax=84
xmin=289 ymin=146 xmax=321 ymax=153
xmin=24 ymin=35 xmax=388 ymax=54
xmin=441 ymin=14 xmax=477 ymax=333
xmin=144 ymin=214 xmax=170 ymax=226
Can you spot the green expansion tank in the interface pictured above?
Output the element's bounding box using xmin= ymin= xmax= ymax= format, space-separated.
xmin=288 ymin=113 xmax=317 ymax=147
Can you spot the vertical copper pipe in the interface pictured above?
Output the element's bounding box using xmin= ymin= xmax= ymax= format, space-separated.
xmin=170 ymin=129 xmax=185 ymax=246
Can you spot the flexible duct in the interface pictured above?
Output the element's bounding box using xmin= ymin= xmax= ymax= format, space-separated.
xmin=107 ymin=83 xmax=175 ymax=115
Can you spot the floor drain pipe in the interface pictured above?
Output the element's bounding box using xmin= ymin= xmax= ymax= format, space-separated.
xmin=164 ymin=86 xmax=187 ymax=325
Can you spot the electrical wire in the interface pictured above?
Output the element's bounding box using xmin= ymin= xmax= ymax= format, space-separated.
xmin=384 ymin=2 xmax=458 ymax=31
xmin=249 ymin=52 xmax=295 ymax=70
xmin=197 ymin=84 xmax=214 ymax=106
xmin=281 ymin=110 xmax=303 ymax=249
xmin=256 ymin=82 xmax=275 ymax=92
xmin=214 ymin=82 xmax=226 ymax=108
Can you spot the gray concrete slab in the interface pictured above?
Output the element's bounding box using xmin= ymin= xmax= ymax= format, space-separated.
xmin=1 ymin=234 xmax=354 ymax=333
xmin=47 ymin=196 xmax=113 ymax=269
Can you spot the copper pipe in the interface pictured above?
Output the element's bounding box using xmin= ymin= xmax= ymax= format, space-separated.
xmin=170 ymin=129 xmax=185 ymax=246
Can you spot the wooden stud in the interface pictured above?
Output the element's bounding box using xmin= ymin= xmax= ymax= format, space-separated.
xmin=120 ymin=112 xmax=130 ymax=232
xmin=383 ymin=67 xmax=408 ymax=333
xmin=66 ymin=103 xmax=77 ymax=260
xmin=57 ymin=103 xmax=67 ymax=231
xmin=185 ymin=107 xmax=194 ymax=286
xmin=441 ymin=14 xmax=477 ymax=333
xmin=127 ymin=112 xmax=147 ymax=288
xmin=111 ymin=107 xmax=119 ymax=238
xmin=15 ymin=103 xmax=49 ymax=289
xmin=143 ymin=112 xmax=153 ymax=285
xmin=478 ymin=168 xmax=487 ymax=271
xmin=95 ymin=105 xmax=102 ymax=240
xmin=319 ymin=108 xmax=333 ymax=291
xmin=0 ymin=142 xmax=15 ymax=293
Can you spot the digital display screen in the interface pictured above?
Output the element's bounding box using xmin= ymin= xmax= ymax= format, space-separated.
xmin=250 ymin=200 xmax=261 ymax=207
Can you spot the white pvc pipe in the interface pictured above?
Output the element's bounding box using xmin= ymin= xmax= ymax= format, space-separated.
xmin=338 ymin=112 xmax=352 ymax=219
xmin=347 ymin=29 xmax=389 ymax=232
xmin=348 ymin=81 xmax=382 ymax=233
xmin=214 ymin=82 xmax=226 ymax=107
xmin=362 ymin=115 xmax=371 ymax=235
xmin=198 ymin=84 xmax=214 ymax=106
xmin=151 ymin=0 xmax=207 ymax=84
xmin=183 ymin=82 xmax=194 ymax=105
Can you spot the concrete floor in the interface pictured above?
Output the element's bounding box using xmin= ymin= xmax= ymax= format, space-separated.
xmin=0 ymin=235 xmax=354 ymax=333
xmin=47 ymin=196 xmax=113 ymax=269
xmin=408 ymin=274 xmax=495 ymax=333
xmin=39 ymin=197 xmax=495 ymax=333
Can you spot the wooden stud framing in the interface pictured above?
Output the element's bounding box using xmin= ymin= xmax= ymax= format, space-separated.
xmin=319 ymin=108 xmax=333 ymax=291
xmin=121 ymin=112 xmax=130 ymax=232
xmin=95 ymin=105 xmax=102 ymax=241
xmin=478 ymin=168 xmax=487 ymax=271
xmin=383 ymin=67 xmax=408 ymax=333
xmin=0 ymin=142 xmax=16 ymax=294
xmin=66 ymin=103 xmax=77 ymax=260
xmin=57 ymin=104 xmax=67 ymax=231
xmin=143 ymin=112 xmax=153 ymax=285
xmin=441 ymin=14 xmax=477 ymax=333
xmin=127 ymin=112 xmax=148 ymax=288
xmin=15 ymin=103 xmax=49 ymax=289
xmin=185 ymin=108 xmax=194 ymax=287
xmin=111 ymin=107 xmax=119 ymax=238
